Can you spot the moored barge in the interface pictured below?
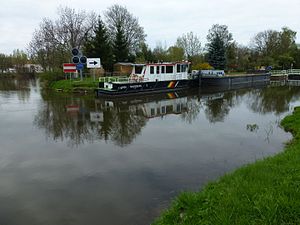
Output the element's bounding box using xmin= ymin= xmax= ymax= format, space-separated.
xmin=95 ymin=62 xmax=195 ymax=96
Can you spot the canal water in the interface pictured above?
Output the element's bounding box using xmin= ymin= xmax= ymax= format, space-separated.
xmin=0 ymin=78 xmax=299 ymax=225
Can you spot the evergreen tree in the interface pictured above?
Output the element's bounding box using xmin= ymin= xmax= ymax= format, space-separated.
xmin=84 ymin=17 xmax=113 ymax=71
xmin=207 ymin=35 xmax=226 ymax=70
xmin=206 ymin=24 xmax=233 ymax=70
xmin=113 ymin=24 xmax=129 ymax=62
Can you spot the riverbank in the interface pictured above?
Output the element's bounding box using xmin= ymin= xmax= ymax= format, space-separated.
xmin=49 ymin=78 xmax=98 ymax=93
xmin=37 ymin=71 xmax=98 ymax=93
xmin=153 ymin=106 xmax=300 ymax=225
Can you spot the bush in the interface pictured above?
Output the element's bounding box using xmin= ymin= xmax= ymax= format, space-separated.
xmin=38 ymin=69 xmax=64 ymax=87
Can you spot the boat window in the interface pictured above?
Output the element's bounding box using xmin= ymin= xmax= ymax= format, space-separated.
xmin=181 ymin=64 xmax=187 ymax=72
xmin=176 ymin=104 xmax=181 ymax=113
xmin=156 ymin=66 xmax=160 ymax=74
xmin=151 ymin=108 xmax=155 ymax=116
xmin=135 ymin=66 xmax=143 ymax=74
xmin=157 ymin=107 xmax=160 ymax=114
xmin=150 ymin=66 xmax=154 ymax=74
xmin=177 ymin=64 xmax=181 ymax=73
xmin=161 ymin=66 xmax=165 ymax=74
xmin=166 ymin=66 xmax=173 ymax=74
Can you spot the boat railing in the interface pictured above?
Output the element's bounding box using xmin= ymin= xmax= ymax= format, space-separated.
xmin=271 ymin=69 xmax=300 ymax=75
xmin=99 ymin=75 xmax=151 ymax=83
xmin=270 ymin=70 xmax=287 ymax=75
xmin=99 ymin=76 xmax=129 ymax=83
xmin=287 ymin=69 xmax=300 ymax=74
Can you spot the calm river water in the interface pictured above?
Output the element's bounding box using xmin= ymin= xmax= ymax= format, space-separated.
xmin=0 ymin=78 xmax=299 ymax=225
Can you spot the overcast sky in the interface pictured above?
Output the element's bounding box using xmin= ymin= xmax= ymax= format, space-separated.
xmin=0 ymin=0 xmax=299 ymax=54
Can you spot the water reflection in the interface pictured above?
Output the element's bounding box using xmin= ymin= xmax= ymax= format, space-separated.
xmin=247 ymin=86 xmax=300 ymax=115
xmin=33 ymin=85 xmax=300 ymax=147
xmin=1 ymin=79 xmax=300 ymax=225
xmin=0 ymin=78 xmax=35 ymax=102
xmin=35 ymin=90 xmax=202 ymax=147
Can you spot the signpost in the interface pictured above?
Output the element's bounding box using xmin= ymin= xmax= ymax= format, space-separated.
xmin=90 ymin=112 xmax=103 ymax=122
xmin=63 ymin=63 xmax=76 ymax=73
xmin=66 ymin=49 xmax=99 ymax=81
xmin=87 ymin=58 xmax=101 ymax=68
xmin=71 ymin=48 xmax=87 ymax=80
xmin=87 ymin=58 xmax=101 ymax=81
xmin=76 ymin=63 xmax=84 ymax=70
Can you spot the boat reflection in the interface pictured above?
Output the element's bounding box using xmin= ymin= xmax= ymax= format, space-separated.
xmin=34 ymin=83 xmax=300 ymax=148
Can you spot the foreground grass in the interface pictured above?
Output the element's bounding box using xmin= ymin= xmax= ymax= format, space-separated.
xmin=153 ymin=106 xmax=300 ymax=225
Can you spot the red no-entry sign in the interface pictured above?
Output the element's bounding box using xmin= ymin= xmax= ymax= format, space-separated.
xmin=63 ymin=63 xmax=76 ymax=73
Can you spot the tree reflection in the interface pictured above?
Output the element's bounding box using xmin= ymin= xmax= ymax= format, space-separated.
xmin=33 ymin=84 xmax=300 ymax=147
xmin=180 ymin=95 xmax=202 ymax=124
xmin=34 ymin=91 xmax=97 ymax=147
xmin=97 ymin=101 xmax=148 ymax=147
xmin=0 ymin=78 xmax=33 ymax=102
xmin=247 ymin=86 xmax=300 ymax=115
xmin=34 ymin=91 xmax=201 ymax=147
xmin=203 ymin=90 xmax=243 ymax=123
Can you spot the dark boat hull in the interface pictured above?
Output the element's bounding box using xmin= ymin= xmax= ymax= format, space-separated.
xmin=96 ymin=79 xmax=192 ymax=96
xmin=288 ymin=74 xmax=300 ymax=80
xmin=200 ymin=73 xmax=271 ymax=86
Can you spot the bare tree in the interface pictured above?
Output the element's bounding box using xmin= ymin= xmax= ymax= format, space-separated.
xmin=56 ymin=7 xmax=96 ymax=50
xmin=251 ymin=30 xmax=280 ymax=56
xmin=105 ymin=4 xmax=146 ymax=54
xmin=176 ymin=31 xmax=202 ymax=58
xmin=28 ymin=6 xmax=96 ymax=70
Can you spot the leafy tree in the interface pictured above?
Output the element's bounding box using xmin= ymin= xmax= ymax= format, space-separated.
xmin=84 ymin=17 xmax=113 ymax=71
xmin=152 ymin=42 xmax=168 ymax=62
xmin=12 ymin=49 xmax=28 ymax=73
xmin=278 ymin=27 xmax=297 ymax=56
xmin=277 ymin=27 xmax=297 ymax=69
xmin=0 ymin=53 xmax=12 ymax=73
xmin=226 ymin=41 xmax=238 ymax=71
xmin=292 ymin=48 xmax=300 ymax=68
xmin=105 ymin=4 xmax=146 ymax=55
xmin=192 ymin=62 xmax=213 ymax=70
xmin=135 ymin=43 xmax=155 ymax=63
xmin=251 ymin=27 xmax=297 ymax=69
xmin=166 ymin=46 xmax=185 ymax=62
xmin=235 ymin=45 xmax=253 ymax=71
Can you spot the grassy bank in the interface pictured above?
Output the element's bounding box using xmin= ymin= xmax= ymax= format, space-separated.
xmin=38 ymin=71 xmax=98 ymax=92
xmin=49 ymin=78 xmax=98 ymax=92
xmin=153 ymin=106 xmax=300 ymax=225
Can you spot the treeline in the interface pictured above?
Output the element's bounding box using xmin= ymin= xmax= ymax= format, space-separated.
xmin=0 ymin=49 xmax=29 ymax=74
xmin=1 ymin=4 xmax=300 ymax=74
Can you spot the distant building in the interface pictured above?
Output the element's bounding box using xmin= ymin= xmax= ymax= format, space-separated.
xmin=8 ymin=68 xmax=16 ymax=73
xmin=24 ymin=64 xmax=44 ymax=73
xmin=113 ymin=63 xmax=134 ymax=76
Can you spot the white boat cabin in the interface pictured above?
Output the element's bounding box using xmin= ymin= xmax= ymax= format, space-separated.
xmin=130 ymin=62 xmax=190 ymax=82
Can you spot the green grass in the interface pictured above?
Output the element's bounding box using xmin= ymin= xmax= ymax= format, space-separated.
xmin=49 ymin=77 xmax=98 ymax=92
xmin=153 ymin=106 xmax=300 ymax=225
